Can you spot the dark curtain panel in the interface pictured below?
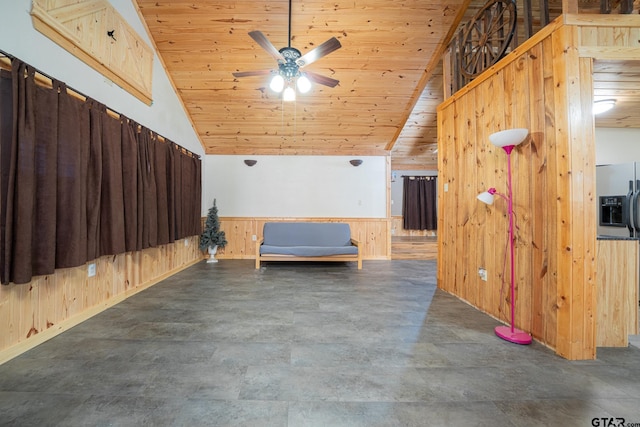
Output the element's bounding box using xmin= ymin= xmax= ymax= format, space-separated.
xmin=137 ymin=127 xmax=158 ymax=249
xmin=0 ymin=56 xmax=202 ymax=285
xmin=121 ymin=118 xmax=140 ymax=252
xmin=402 ymin=176 xmax=437 ymax=230
xmin=173 ymin=144 xmax=184 ymax=240
xmin=2 ymin=61 xmax=58 ymax=283
xmin=180 ymin=152 xmax=198 ymax=238
xmin=153 ymin=140 xmax=170 ymax=245
xmin=55 ymin=81 xmax=90 ymax=268
xmin=0 ymin=69 xmax=13 ymax=283
xmin=166 ymin=143 xmax=176 ymax=243
xmin=86 ymin=100 xmax=103 ymax=260
xmin=31 ymin=79 xmax=59 ymax=275
xmin=192 ymin=155 xmax=202 ymax=236
xmin=99 ymin=105 xmax=126 ymax=256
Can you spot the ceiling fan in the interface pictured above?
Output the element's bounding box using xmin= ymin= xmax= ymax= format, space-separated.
xmin=232 ymin=0 xmax=342 ymax=100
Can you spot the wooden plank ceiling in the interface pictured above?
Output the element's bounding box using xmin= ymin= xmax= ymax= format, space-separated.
xmin=134 ymin=0 xmax=640 ymax=167
xmin=593 ymin=59 xmax=640 ymax=128
xmin=134 ymin=0 xmax=469 ymax=165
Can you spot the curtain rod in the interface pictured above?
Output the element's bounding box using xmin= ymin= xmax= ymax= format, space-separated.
xmin=401 ymin=175 xmax=437 ymax=179
xmin=0 ymin=49 xmax=199 ymax=159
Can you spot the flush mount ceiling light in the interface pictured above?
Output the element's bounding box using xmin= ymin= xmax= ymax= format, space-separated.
xmin=349 ymin=159 xmax=363 ymax=167
xmin=593 ymin=99 xmax=616 ymax=115
xmin=232 ymin=0 xmax=342 ymax=102
xmin=244 ymin=159 xmax=257 ymax=167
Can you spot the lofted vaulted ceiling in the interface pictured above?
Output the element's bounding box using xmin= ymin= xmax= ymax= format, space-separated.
xmin=133 ymin=0 xmax=640 ymax=169
xmin=133 ymin=0 xmax=472 ymax=167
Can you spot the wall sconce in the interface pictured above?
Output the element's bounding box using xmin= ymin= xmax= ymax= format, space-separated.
xmin=349 ymin=159 xmax=363 ymax=167
xmin=244 ymin=160 xmax=257 ymax=167
xmin=477 ymin=128 xmax=532 ymax=345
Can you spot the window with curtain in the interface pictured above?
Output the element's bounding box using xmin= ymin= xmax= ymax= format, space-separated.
xmin=0 ymin=57 xmax=201 ymax=285
xmin=402 ymin=176 xmax=437 ymax=230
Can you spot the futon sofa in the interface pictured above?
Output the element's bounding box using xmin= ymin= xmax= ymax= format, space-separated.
xmin=255 ymin=222 xmax=362 ymax=269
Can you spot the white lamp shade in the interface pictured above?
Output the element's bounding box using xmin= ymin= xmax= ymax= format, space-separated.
xmin=269 ymin=74 xmax=285 ymax=92
xmin=283 ymin=86 xmax=296 ymax=102
xmin=296 ymin=75 xmax=312 ymax=93
xmin=489 ymin=128 xmax=528 ymax=148
xmin=477 ymin=191 xmax=495 ymax=205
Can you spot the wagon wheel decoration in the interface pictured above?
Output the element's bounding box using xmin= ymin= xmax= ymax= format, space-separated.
xmin=460 ymin=0 xmax=517 ymax=78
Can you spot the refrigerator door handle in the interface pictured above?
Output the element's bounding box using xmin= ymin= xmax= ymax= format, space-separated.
xmin=625 ymin=180 xmax=634 ymax=236
xmin=633 ymin=180 xmax=640 ymax=235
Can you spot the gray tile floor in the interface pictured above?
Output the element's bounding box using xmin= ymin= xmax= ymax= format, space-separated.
xmin=1 ymin=260 xmax=640 ymax=426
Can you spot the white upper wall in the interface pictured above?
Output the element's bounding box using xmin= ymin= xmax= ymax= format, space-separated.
xmin=204 ymin=155 xmax=388 ymax=218
xmin=596 ymin=128 xmax=640 ymax=165
xmin=1 ymin=0 xmax=203 ymax=157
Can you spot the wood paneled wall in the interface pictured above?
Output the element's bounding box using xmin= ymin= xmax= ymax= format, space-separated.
xmin=596 ymin=240 xmax=639 ymax=347
xmin=0 ymin=236 xmax=202 ymax=364
xmin=216 ymin=217 xmax=391 ymax=260
xmin=391 ymin=216 xmax=436 ymax=237
xmin=438 ymin=16 xmax=603 ymax=360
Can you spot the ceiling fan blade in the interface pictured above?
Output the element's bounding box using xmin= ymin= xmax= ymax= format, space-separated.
xmin=248 ymin=31 xmax=285 ymax=62
xmin=296 ymin=37 xmax=342 ymax=68
xmin=232 ymin=69 xmax=272 ymax=78
xmin=304 ymin=71 xmax=339 ymax=88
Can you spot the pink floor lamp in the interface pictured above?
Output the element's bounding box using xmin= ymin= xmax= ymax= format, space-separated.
xmin=477 ymin=128 xmax=532 ymax=345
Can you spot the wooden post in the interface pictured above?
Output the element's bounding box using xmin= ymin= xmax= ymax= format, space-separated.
xmin=563 ymin=0 xmax=579 ymax=14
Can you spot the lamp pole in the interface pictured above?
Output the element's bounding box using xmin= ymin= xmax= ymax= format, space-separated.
xmin=478 ymin=128 xmax=532 ymax=345
xmin=495 ymin=143 xmax=532 ymax=345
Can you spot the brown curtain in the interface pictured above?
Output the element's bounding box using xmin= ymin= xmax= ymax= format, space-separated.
xmin=55 ymin=82 xmax=90 ymax=268
xmin=137 ymin=127 xmax=158 ymax=249
xmin=0 ymin=57 xmax=201 ymax=285
xmin=402 ymin=176 xmax=437 ymax=230
xmin=86 ymin=100 xmax=103 ymax=260
xmin=154 ymin=140 xmax=170 ymax=245
xmin=173 ymin=145 xmax=184 ymax=240
xmin=99 ymin=103 xmax=126 ymax=256
xmin=121 ymin=118 xmax=141 ymax=252
xmin=2 ymin=61 xmax=58 ymax=283
xmin=0 ymin=69 xmax=12 ymax=281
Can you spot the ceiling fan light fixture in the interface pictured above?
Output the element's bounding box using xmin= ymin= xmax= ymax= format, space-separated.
xmin=283 ymin=86 xmax=296 ymax=102
xmin=270 ymin=74 xmax=285 ymax=92
xmin=296 ymin=75 xmax=312 ymax=93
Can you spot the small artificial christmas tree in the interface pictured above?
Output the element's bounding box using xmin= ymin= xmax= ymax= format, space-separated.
xmin=200 ymin=199 xmax=227 ymax=262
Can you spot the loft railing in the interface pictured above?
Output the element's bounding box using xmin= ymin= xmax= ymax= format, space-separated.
xmin=445 ymin=0 xmax=639 ymax=95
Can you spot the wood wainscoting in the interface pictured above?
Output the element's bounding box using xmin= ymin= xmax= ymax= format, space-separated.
xmin=391 ymin=216 xmax=437 ymax=237
xmin=390 ymin=216 xmax=437 ymax=260
xmin=391 ymin=237 xmax=437 ymax=260
xmin=215 ymin=217 xmax=391 ymax=260
xmin=0 ymin=236 xmax=202 ymax=364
